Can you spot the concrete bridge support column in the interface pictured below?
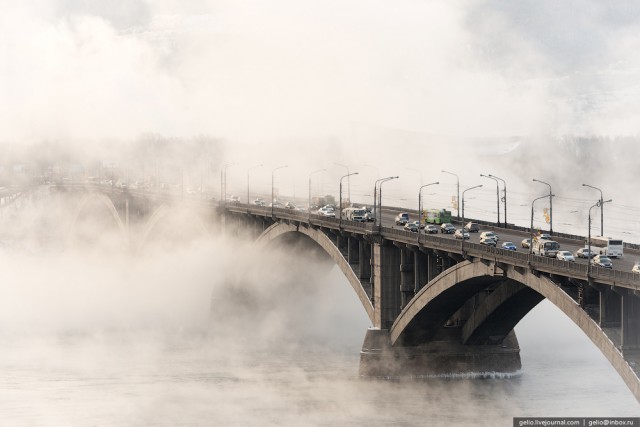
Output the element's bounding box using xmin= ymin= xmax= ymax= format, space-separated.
xmin=348 ymin=236 xmax=359 ymax=265
xmin=426 ymin=250 xmax=440 ymax=282
xmin=600 ymin=286 xmax=622 ymax=328
xmin=372 ymin=242 xmax=401 ymax=329
xmin=336 ymin=234 xmax=347 ymax=256
xmin=400 ymin=247 xmax=414 ymax=310
xmin=358 ymin=240 xmax=371 ymax=280
xmin=622 ymin=290 xmax=640 ymax=350
xmin=413 ymin=250 xmax=428 ymax=293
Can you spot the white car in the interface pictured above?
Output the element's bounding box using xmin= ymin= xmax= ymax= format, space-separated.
xmin=479 ymin=231 xmax=499 ymax=242
xmin=556 ymin=251 xmax=575 ymax=262
xmin=454 ymin=229 xmax=469 ymax=240
xmin=318 ymin=207 xmax=335 ymax=217
xmin=633 ymin=263 xmax=640 ymax=274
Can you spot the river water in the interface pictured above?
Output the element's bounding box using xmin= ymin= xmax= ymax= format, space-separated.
xmin=0 ymin=217 xmax=639 ymax=426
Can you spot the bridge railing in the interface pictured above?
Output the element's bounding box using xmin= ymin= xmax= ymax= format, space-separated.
xmin=373 ymin=226 xmax=639 ymax=285
xmin=190 ymin=200 xmax=640 ymax=289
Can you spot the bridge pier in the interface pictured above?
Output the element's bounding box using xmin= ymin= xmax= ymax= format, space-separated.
xmin=359 ymin=328 xmax=521 ymax=378
xmin=425 ymin=249 xmax=440 ymax=282
xmin=400 ymin=247 xmax=414 ymax=310
xmin=358 ymin=240 xmax=371 ymax=280
xmin=622 ymin=289 xmax=640 ymax=350
xmin=413 ymin=249 xmax=428 ymax=294
xmin=600 ymin=286 xmax=622 ymax=328
xmin=348 ymin=236 xmax=359 ymax=265
xmin=372 ymin=242 xmax=401 ymax=329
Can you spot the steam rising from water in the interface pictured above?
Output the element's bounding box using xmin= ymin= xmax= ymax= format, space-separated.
xmin=0 ymin=191 xmax=638 ymax=426
xmin=1 ymin=1 xmax=640 ymax=423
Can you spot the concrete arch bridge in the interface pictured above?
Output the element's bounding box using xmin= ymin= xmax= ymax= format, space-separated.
xmin=59 ymin=185 xmax=640 ymax=403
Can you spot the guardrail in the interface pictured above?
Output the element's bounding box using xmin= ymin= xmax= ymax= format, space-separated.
xmin=68 ymin=186 xmax=640 ymax=289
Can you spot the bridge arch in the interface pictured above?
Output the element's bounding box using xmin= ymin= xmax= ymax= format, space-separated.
xmin=69 ymin=192 xmax=128 ymax=245
xmin=137 ymin=204 xmax=210 ymax=253
xmin=257 ymin=223 xmax=374 ymax=323
xmin=391 ymin=259 xmax=640 ymax=400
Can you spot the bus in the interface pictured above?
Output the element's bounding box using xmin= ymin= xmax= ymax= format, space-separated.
xmin=588 ymin=236 xmax=624 ymax=258
xmin=532 ymin=238 xmax=560 ymax=257
xmin=342 ymin=207 xmax=366 ymax=222
xmin=423 ymin=209 xmax=452 ymax=225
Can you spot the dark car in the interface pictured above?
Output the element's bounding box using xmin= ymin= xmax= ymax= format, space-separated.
xmin=395 ymin=212 xmax=410 ymax=225
xmin=424 ymin=225 xmax=439 ymax=234
xmin=591 ymin=255 xmax=613 ymax=269
xmin=464 ymin=222 xmax=479 ymax=232
xmin=480 ymin=236 xmax=497 ymax=247
xmin=440 ymin=223 xmax=456 ymax=234
xmin=404 ymin=222 xmax=419 ymax=233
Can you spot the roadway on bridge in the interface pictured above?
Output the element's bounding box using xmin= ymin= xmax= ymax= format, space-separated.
xmin=379 ymin=209 xmax=640 ymax=274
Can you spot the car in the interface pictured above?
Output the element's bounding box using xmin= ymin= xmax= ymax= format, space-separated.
xmin=229 ymin=195 xmax=240 ymax=203
xmin=454 ymin=229 xmax=470 ymax=240
xmin=424 ymin=225 xmax=439 ymax=234
xmin=407 ymin=220 xmax=424 ymax=230
xmin=591 ymin=255 xmax=613 ymax=269
xmin=440 ymin=223 xmax=456 ymax=234
xmin=363 ymin=207 xmax=375 ymax=222
xmin=479 ymin=231 xmax=499 ymax=242
xmin=318 ymin=206 xmax=335 ymax=217
xmin=464 ymin=222 xmax=479 ymax=232
xmin=538 ymin=233 xmax=551 ymax=240
xmin=404 ymin=222 xmax=419 ymax=232
xmin=480 ymin=236 xmax=497 ymax=246
xmin=395 ymin=212 xmax=410 ymax=225
xmin=521 ymin=238 xmax=531 ymax=248
xmin=575 ymin=247 xmax=595 ymax=259
xmin=633 ymin=263 xmax=640 ymax=274
xmin=501 ymin=242 xmax=517 ymax=251
xmin=556 ymin=251 xmax=575 ymax=262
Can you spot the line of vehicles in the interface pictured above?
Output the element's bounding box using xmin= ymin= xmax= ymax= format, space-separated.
xmin=390 ymin=208 xmax=635 ymax=272
xmin=254 ymin=200 xmax=637 ymax=274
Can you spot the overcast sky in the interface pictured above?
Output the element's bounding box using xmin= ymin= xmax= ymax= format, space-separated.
xmin=2 ymin=0 xmax=639 ymax=147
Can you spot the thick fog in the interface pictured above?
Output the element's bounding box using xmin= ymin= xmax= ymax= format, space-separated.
xmin=1 ymin=1 xmax=640 ymax=424
xmin=3 ymin=1 xmax=640 ymax=238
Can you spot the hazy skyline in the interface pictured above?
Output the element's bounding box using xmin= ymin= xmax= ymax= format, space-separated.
xmin=2 ymin=0 xmax=639 ymax=147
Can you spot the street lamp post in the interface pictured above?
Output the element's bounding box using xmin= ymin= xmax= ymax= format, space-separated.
xmin=377 ymin=176 xmax=399 ymax=227
xmin=339 ymin=172 xmax=359 ymax=227
xmin=588 ymin=199 xmax=612 ymax=276
xmin=532 ymin=178 xmax=553 ymax=235
xmin=271 ymin=165 xmax=288 ymax=218
xmin=488 ymin=174 xmax=507 ymax=227
xmin=373 ymin=176 xmax=398 ymax=226
xmin=480 ymin=174 xmax=500 ymax=226
xmin=441 ymin=170 xmax=460 ymax=219
xmin=583 ymin=184 xmax=605 ymax=236
xmin=530 ymin=194 xmax=554 ymax=256
xmin=308 ymin=169 xmax=326 ymax=221
xmin=221 ymin=162 xmax=237 ymax=202
xmin=461 ymin=185 xmax=482 ymax=251
xmin=247 ymin=164 xmax=263 ymax=207
xmin=335 ymin=163 xmax=351 ymax=206
xmin=418 ymin=182 xmax=439 ymax=244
